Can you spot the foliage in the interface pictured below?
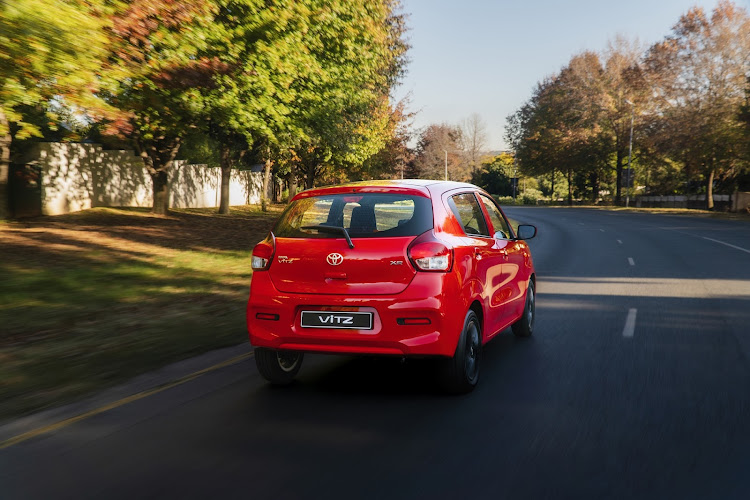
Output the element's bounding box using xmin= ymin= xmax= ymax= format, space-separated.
xmin=409 ymin=123 xmax=464 ymax=180
xmin=0 ymin=0 xmax=111 ymax=217
xmin=471 ymin=153 xmax=515 ymax=196
xmin=289 ymin=0 xmax=409 ymax=189
xmin=0 ymin=0 xmax=109 ymax=139
xmin=643 ymin=0 xmax=750 ymax=207
xmin=506 ymin=1 xmax=750 ymax=208
xmin=100 ymin=0 xmax=220 ymax=214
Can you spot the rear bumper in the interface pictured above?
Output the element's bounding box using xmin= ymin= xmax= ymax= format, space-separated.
xmin=247 ymin=272 xmax=464 ymax=357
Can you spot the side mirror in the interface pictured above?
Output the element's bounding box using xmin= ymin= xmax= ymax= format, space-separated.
xmin=516 ymin=224 xmax=537 ymax=240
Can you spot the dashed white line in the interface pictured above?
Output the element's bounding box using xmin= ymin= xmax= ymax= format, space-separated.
xmin=617 ymin=239 xmax=623 ymax=244
xmin=623 ymin=308 xmax=637 ymax=338
xmin=628 ymin=257 xmax=635 ymax=266
xmin=600 ymin=229 xmax=605 ymax=232
xmin=702 ymin=237 xmax=750 ymax=255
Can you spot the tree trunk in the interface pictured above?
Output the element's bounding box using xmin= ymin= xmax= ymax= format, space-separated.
xmin=550 ymin=170 xmax=555 ymax=201
xmin=0 ymin=110 xmax=11 ymax=219
xmin=151 ymin=170 xmax=169 ymax=215
xmin=274 ymin=177 xmax=282 ymax=203
xmin=219 ymin=145 xmax=231 ymax=214
xmin=706 ymin=168 xmax=715 ymax=210
xmin=134 ymin=137 xmax=180 ymax=215
xmin=567 ymin=168 xmax=573 ymax=206
xmin=590 ymin=171 xmax=600 ymax=202
xmin=261 ymin=157 xmax=272 ymax=211
xmin=615 ymin=149 xmax=623 ymax=205
xmin=287 ymin=174 xmax=298 ymax=202
xmin=305 ymin=162 xmax=316 ymax=189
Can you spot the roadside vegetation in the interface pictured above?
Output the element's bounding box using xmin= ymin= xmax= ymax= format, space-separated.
xmin=503 ymin=1 xmax=750 ymax=209
xmin=0 ymin=205 xmax=281 ymax=419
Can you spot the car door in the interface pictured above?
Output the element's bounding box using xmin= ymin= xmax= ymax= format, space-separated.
xmin=477 ymin=193 xmax=528 ymax=325
xmin=445 ymin=192 xmax=506 ymax=339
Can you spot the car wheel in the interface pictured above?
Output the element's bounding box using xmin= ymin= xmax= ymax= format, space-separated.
xmin=254 ymin=348 xmax=304 ymax=385
xmin=440 ymin=310 xmax=482 ymax=394
xmin=511 ymin=279 xmax=535 ymax=338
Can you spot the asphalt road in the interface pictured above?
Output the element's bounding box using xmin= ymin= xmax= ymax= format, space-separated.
xmin=2 ymin=207 xmax=750 ymax=499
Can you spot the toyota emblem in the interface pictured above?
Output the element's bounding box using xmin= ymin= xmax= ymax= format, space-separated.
xmin=326 ymin=253 xmax=344 ymax=266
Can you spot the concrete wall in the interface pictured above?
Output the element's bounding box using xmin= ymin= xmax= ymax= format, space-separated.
xmin=732 ymin=192 xmax=750 ymax=213
xmin=25 ymin=143 xmax=267 ymax=215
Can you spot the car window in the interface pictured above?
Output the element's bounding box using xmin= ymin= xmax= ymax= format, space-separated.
xmin=447 ymin=193 xmax=490 ymax=237
xmin=274 ymin=193 xmax=433 ymax=238
xmin=478 ymin=194 xmax=512 ymax=239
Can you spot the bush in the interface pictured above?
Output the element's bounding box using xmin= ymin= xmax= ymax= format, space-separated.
xmin=520 ymin=194 xmax=538 ymax=205
xmin=494 ymin=192 xmax=540 ymax=206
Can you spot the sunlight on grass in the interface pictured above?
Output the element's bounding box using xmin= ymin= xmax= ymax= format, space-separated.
xmin=0 ymin=205 xmax=280 ymax=419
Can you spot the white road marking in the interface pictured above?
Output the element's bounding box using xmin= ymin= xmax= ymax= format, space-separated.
xmin=623 ymin=308 xmax=637 ymax=338
xmin=617 ymin=239 xmax=623 ymax=244
xmin=600 ymin=229 xmax=605 ymax=232
xmin=628 ymin=257 xmax=635 ymax=266
xmin=578 ymin=222 xmax=585 ymax=225
xmin=702 ymin=237 xmax=750 ymax=255
xmin=540 ymin=277 xmax=750 ymax=299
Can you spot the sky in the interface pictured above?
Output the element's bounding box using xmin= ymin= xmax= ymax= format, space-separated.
xmin=392 ymin=0 xmax=748 ymax=150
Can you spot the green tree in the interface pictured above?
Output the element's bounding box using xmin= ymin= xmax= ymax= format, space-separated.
xmin=289 ymin=0 xmax=409 ymax=189
xmin=471 ymin=153 xmax=514 ymax=196
xmin=192 ymin=0 xmax=321 ymax=213
xmin=0 ymin=0 xmax=109 ymax=217
xmin=101 ymin=0 xmax=219 ymax=215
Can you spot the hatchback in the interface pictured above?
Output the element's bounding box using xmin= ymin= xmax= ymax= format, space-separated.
xmin=246 ymin=180 xmax=537 ymax=392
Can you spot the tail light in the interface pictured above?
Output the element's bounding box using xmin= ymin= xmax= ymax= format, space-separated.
xmin=251 ymin=233 xmax=275 ymax=271
xmin=408 ymin=232 xmax=453 ymax=272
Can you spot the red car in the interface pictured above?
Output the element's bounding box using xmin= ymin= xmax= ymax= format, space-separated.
xmin=247 ymin=180 xmax=537 ymax=392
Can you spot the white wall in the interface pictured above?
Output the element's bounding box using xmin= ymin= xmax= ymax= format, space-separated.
xmin=26 ymin=143 xmax=268 ymax=215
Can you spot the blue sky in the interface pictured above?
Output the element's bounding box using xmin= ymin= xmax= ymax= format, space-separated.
xmin=392 ymin=0 xmax=745 ymax=150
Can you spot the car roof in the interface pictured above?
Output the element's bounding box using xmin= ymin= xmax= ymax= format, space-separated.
xmin=292 ymin=179 xmax=480 ymax=200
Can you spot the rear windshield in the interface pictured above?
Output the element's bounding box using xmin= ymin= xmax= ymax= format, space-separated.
xmin=274 ymin=193 xmax=433 ymax=238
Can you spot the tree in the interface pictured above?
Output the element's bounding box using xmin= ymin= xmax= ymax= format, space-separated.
xmin=471 ymin=153 xmax=514 ymax=195
xmin=0 ymin=0 xmax=109 ymax=218
xmin=350 ymin=99 xmax=415 ymax=181
xmin=564 ymin=40 xmax=647 ymax=204
xmin=644 ymin=1 xmax=750 ymax=208
xmin=288 ymin=0 xmax=409 ymax=190
xmin=410 ymin=124 xmax=464 ymax=180
xmin=102 ymin=0 xmax=221 ymax=215
xmin=460 ymin=113 xmax=488 ymax=176
xmin=506 ymin=68 xmax=608 ymax=205
xmin=192 ymin=0 xmax=321 ymax=213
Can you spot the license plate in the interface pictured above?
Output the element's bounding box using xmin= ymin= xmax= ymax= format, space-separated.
xmin=300 ymin=311 xmax=373 ymax=330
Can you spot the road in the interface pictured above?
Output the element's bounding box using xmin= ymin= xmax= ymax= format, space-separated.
xmin=2 ymin=207 xmax=750 ymax=499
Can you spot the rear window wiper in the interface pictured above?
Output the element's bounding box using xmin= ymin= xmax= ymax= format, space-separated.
xmin=301 ymin=225 xmax=354 ymax=249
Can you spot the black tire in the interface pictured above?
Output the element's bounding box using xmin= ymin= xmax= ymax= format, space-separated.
xmin=511 ymin=279 xmax=535 ymax=338
xmin=254 ymin=348 xmax=304 ymax=385
xmin=439 ymin=310 xmax=482 ymax=394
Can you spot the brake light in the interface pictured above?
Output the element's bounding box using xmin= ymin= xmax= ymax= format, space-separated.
xmin=251 ymin=234 xmax=275 ymax=271
xmin=408 ymin=233 xmax=453 ymax=272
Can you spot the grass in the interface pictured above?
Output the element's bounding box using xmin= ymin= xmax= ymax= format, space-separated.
xmin=0 ymin=205 xmax=283 ymax=420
